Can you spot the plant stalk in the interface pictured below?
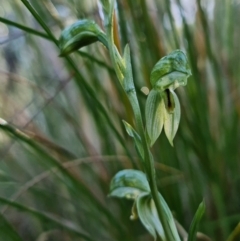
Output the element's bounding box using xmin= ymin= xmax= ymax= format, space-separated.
xmin=105 ymin=2 xmax=173 ymax=240
xmin=127 ymin=85 xmax=174 ymax=241
xmin=0 ymin=16 xmax=50 ymax=40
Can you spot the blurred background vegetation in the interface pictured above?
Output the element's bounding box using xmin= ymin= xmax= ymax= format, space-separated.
xmin=0 ymin=0 xmax=240 ymax=240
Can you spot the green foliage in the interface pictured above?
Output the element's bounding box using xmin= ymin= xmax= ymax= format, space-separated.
xmin=188 ymin=201 xmax=206 ymax=241
xmin=0 ymin=0 xmax=239 ymax=240
xmin=122 ymin=121 xmax=144 ymax=159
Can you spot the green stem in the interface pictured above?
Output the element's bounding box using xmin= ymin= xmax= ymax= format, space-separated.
xmin=78 ymin=51 xmax=114 ymax=73
xmin=19 ymin=0 xmax=172 ymax=239
xmin=0 ymin=16 xmax=50 ymax=40
xmin=0 ymin=16 xmax=113 ymax=74
xmin=105 ymin=2 xmax=173 ymax=240
xmin=20 ymin=0 xmax=58 ymax=44
xmin=128 ymin=86 xmax=174 ymax=241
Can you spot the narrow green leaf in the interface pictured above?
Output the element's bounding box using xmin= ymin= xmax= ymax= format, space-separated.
xmin=0 ymin=196 xmax=95 ymax=241
xmin=0 ymin=213 xmax=24 ymax=241
xmin=136 ymin=193 xmax=165 ymax=240
xmin=122 ymin=120 xmax=144 ymax=159
xmin=109 ymin=169 xmax=150 ymax=200
xmin=104 ymin=0 xmax=125 ymax=83
xmin=0 ymin=16 xmax=51 ymax=40
xmin=188 ymin=201 xmax=206 ymax=241
xmin=123 ymin=44 xmax=135 ymax=91
xmin=59 ymin=19 xmax=108 ymax=56
xmin=145 ymin=89 xmax=165 ymax=146
xmin=0 ymin=122 xmax=125 ymax=234
xmin=227 ymin=223 xmax=240 ymax=241
xmin=157 ymin=192 xmax=181 ymax=241
xmin=20 ymin=0 xmax=132 ymax=163
xmin=164 ymin=89 xmax=181 ymax=146
xmin=100 ymin=0 xmax=110 ymax=15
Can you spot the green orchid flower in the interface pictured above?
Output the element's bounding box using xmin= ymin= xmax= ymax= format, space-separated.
xmin=146 ymin=50 xmax=191 ymax=146
xmin=59 ymin=19 xmax=108 ymax=56
xmin=109 ymin=169 xmax=181 ymax=241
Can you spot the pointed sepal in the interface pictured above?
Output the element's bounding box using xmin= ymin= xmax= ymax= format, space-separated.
xmin=136 ymin=192 xmax=181 ymax=241
xmin=122 ymin=120 xmax=144 ymax=159
xmin=145 ymin=89 xmax=165 ymax=146
xmin=164 ymin=89 xmax=181 ymax=146
xmin=188 ymin=201 xmax=206 ymax=241
xmin=136 ymin=193 xmax=165 ymax=240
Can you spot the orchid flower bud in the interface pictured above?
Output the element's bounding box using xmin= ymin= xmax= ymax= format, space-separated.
xmin=150 ymin=50 xmax=191 ymax=91
xmin=146 ymin=50 xmax=191 ymax=146
xmin=59 ymin=19 xmax=108 ymax=56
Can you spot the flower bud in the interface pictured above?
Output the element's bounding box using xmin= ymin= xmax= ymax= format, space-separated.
xmin=59 ymin=19 xmax=108 ymax=56
xmin=150 ymin=50 xmax=191 ymax=90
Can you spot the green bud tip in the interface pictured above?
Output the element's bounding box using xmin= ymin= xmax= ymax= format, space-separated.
xmin=150 ymin=50 xmax=192 ymax=89
xmin=59 ymin=19 xmax=107 ymax=56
